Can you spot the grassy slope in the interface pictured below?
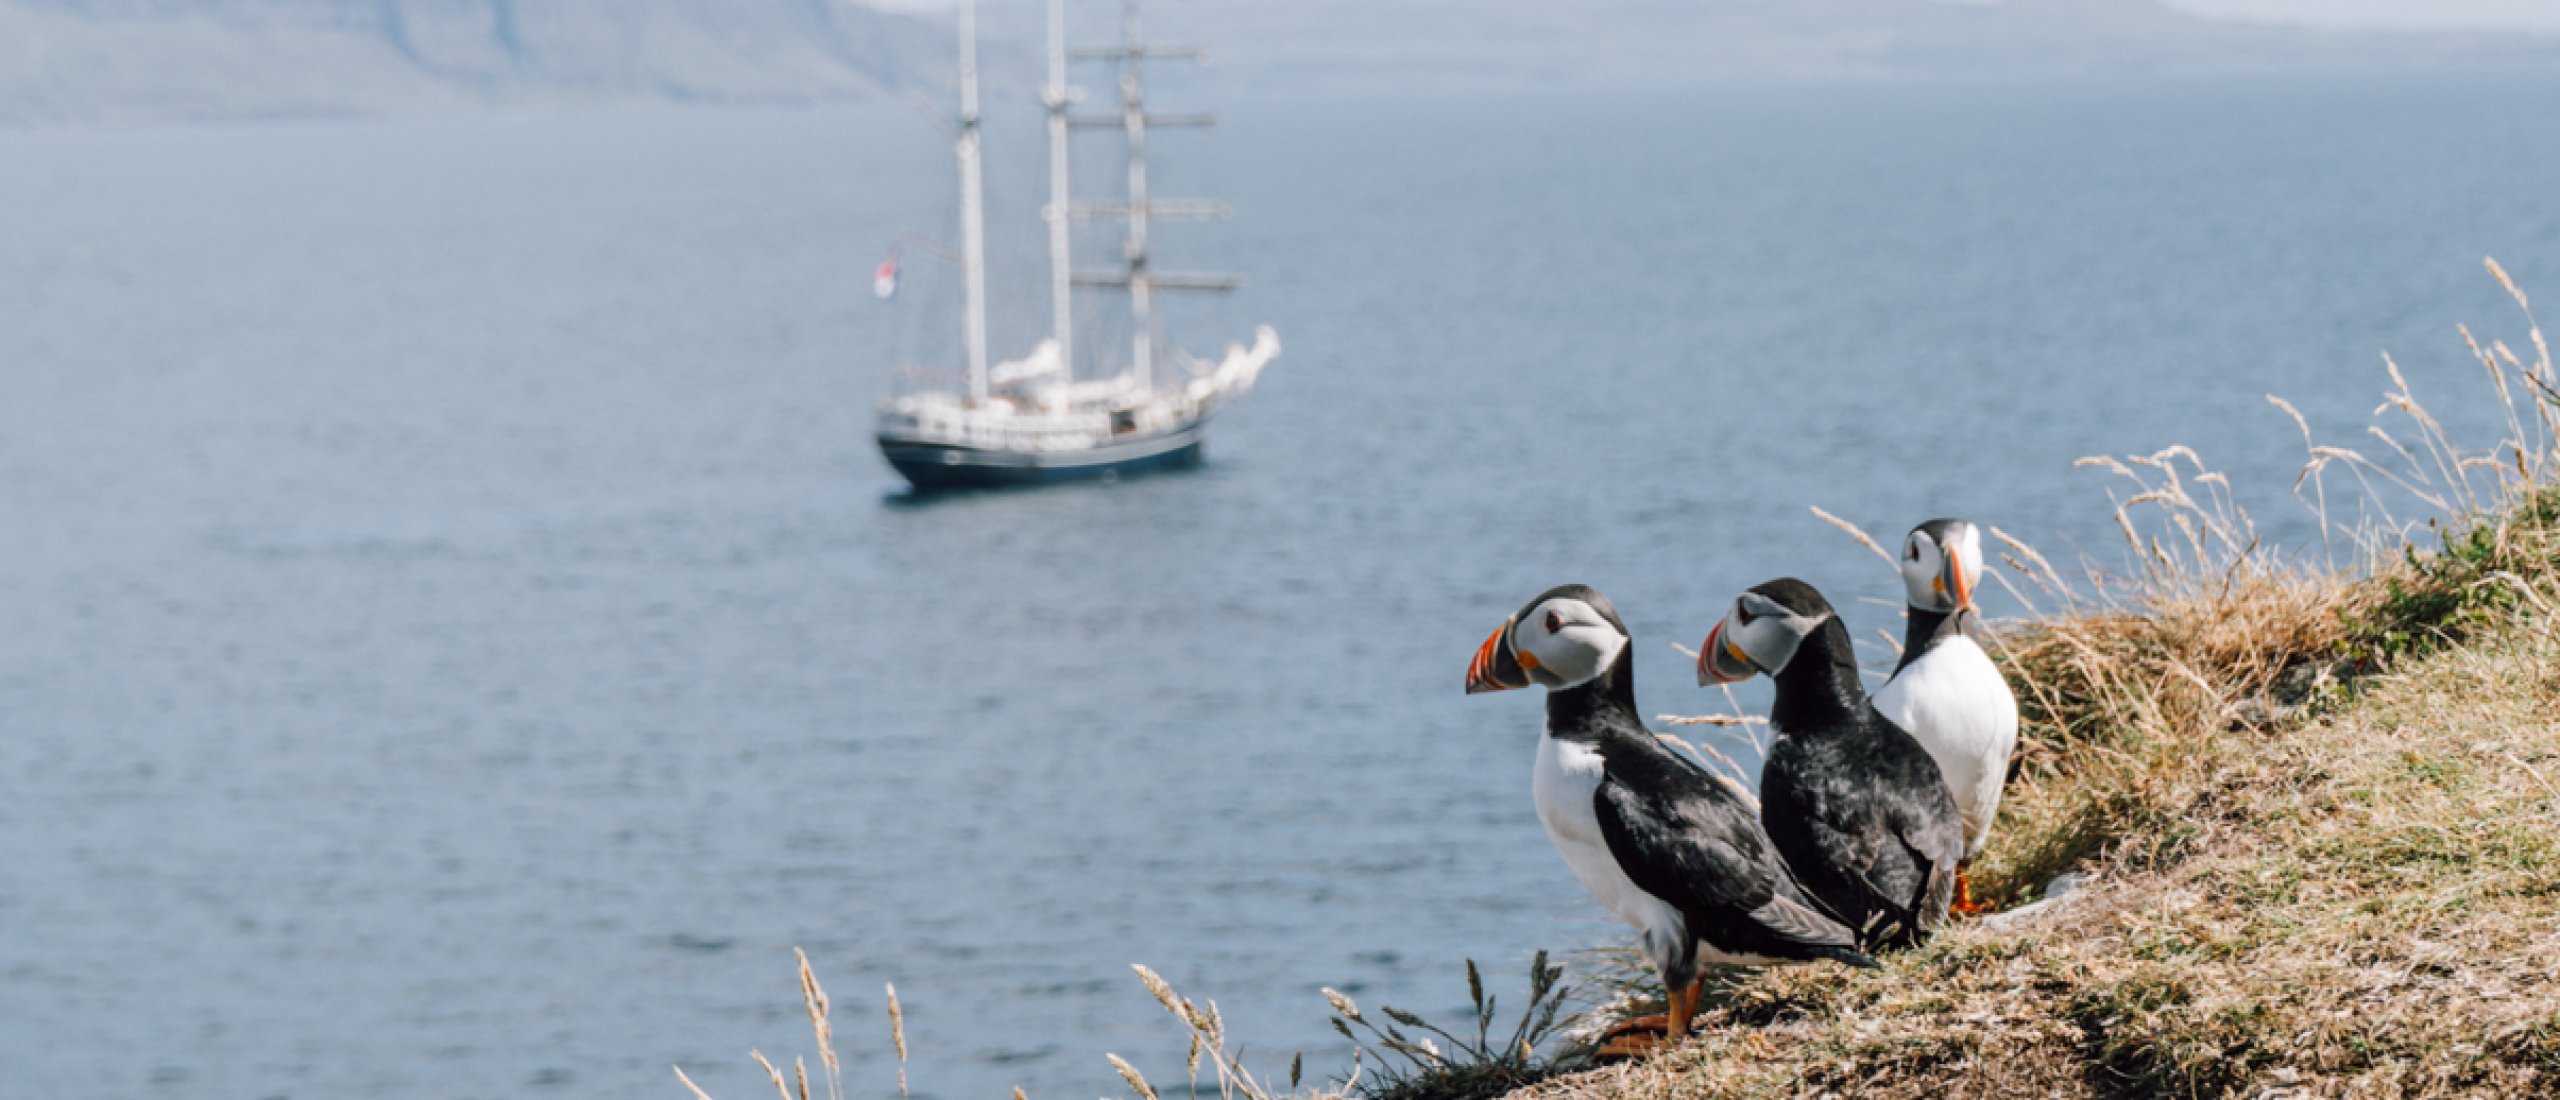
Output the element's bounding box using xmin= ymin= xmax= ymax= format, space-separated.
xmin=1511 ymin=495 xmax=2560 ymax=1099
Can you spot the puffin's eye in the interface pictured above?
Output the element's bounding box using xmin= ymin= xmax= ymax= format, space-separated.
xmin=1735 ymin=602 xmax=1757 ymax=626
xmin=1908 ymin=540 xmax=1923 ymax=562
xmin=1544 ymin=610 xmax=1564 ymax=633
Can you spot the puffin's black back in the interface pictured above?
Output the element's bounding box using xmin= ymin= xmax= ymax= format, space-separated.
xmin=1754 ymin=585 xmax=1965 ymax=951
xmin=1532 ymin=593 xmax=1874 ymax=970
xmin=1587 ymin=726 xmax=1871 ymax=967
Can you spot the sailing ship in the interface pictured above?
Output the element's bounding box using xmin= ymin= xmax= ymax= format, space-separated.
xmin=875 ymin=0 xmax=1280 ymax=492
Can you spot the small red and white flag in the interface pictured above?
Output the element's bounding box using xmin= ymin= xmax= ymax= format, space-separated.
xmin=872 ymin=254 xmax=900 ymax=300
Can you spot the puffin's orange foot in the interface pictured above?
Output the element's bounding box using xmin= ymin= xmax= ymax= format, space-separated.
xmin=1591 ymin=1015 xmax=1672 ymax=1061
xmin=1951 ymin=862 xmax=1987 ymax=916
xmin=1593 ymin=1029 xmax=1665 ymax=1061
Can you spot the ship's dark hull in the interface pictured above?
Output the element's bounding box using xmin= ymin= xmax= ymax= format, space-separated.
xmin=879 ymin=421 xmax=1208 ymax=491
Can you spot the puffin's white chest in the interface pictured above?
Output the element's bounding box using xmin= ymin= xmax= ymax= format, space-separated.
xmin=1532 ymin=736 xmax=1684 ymax=946
xmin=1873 ymin=635 xmax=2020 ymax=856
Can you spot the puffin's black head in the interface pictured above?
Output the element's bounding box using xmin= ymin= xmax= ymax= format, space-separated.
xmin=1696 ymin=578 xmax=1836 ymax=685
xmin=1464 ymin=583 xmax=1633 ymax=695
xmin=1899 ymin=518 xmax=1983 ymax=613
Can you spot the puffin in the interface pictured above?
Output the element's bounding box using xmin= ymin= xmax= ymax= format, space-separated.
xmin=1467 ymin=584 xmax=1876 ymax=1047
xmin=1696 ymin=578 xmax=1964 ymax=951
xmin=1870 ymin=519 xmax=2020 ymax=914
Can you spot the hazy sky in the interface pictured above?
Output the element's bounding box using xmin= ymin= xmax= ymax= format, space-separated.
xmin=873 ymin=0 xmax=2560 ymax=34
xmin=2171 ymin=0 xmax=2560 ymax=31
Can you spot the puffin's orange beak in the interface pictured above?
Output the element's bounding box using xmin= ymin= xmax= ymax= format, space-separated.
xmin=1465 ymin=619 xmax=1529 ymax=694
xmin=1945 ymin=545 xmax=1975 ymax=611
xmin=1696 ymin=619 xmax=1755 ymax=685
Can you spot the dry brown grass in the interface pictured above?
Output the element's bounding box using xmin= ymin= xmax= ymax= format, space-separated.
xmin=1518 ymin=599 xmax=2560 ymax=1100
xmin=1506 ymin=262 xmax=2560 ymax=1099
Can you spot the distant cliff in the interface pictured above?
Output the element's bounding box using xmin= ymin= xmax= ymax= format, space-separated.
xmin=0 ymin=0 xmax=951 ymax=124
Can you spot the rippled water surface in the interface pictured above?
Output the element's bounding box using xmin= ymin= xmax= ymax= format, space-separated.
xmin=3 ymin=74 xmax=2558 ymax=1099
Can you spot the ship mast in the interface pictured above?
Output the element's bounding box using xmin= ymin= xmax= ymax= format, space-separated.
xmin=957 ymin=0 xmax=991 ymax=402
xmin=1044 ymin=0 xmax=1074 ymax=381
xmin=1117 ymin=3 xmax=1155 ymax=390
xmin=1067 ymin=0 xmax=1237 ymax=393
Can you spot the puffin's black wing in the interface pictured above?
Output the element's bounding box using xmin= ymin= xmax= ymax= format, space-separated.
xmin=1764 ymin=735 xmax=1938 ymax=946
xmin=1838 ymin=726 xmax=1968 ymax=945
xmin=1886 ymin=772 xmax=1964 ymax=927
xmin=1591 ymin=757 xmax=1862 ymax=958
xmin=1895 ymin=819 xmax=1958 ymax=925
